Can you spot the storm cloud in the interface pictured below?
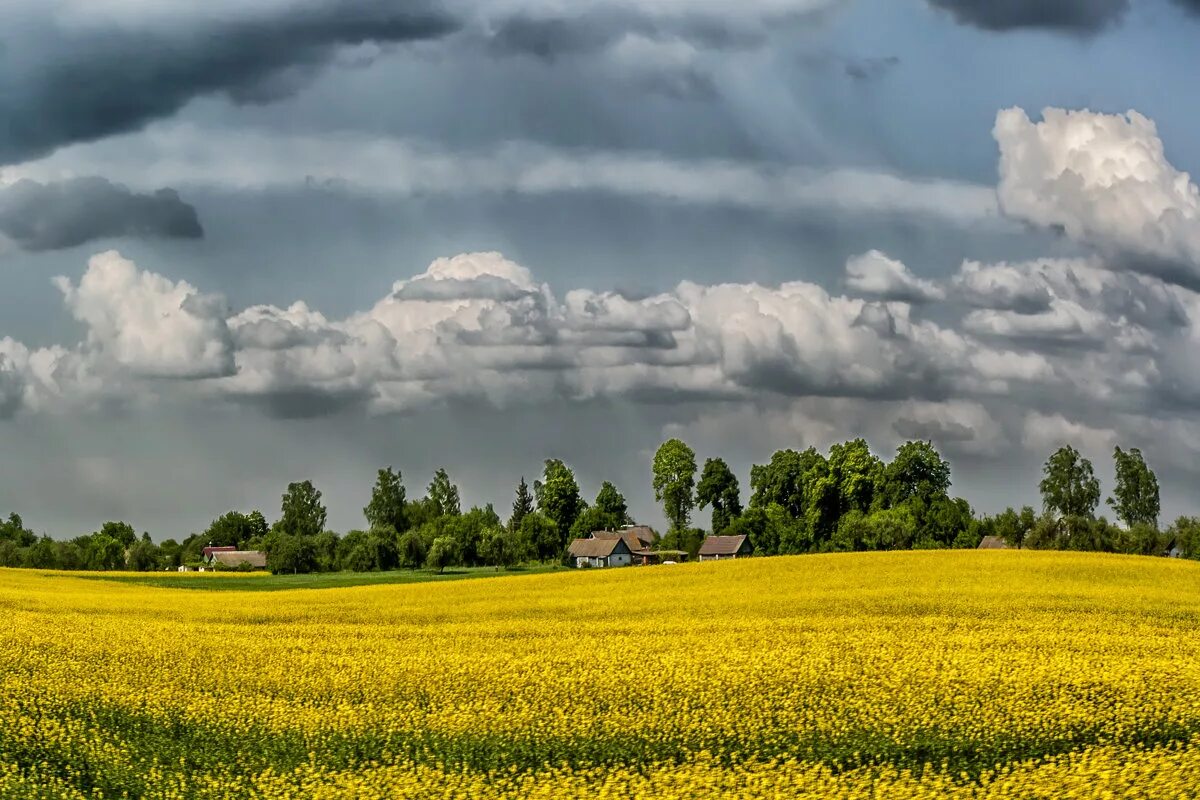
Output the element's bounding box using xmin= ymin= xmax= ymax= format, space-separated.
xmin=0 ymin=2 xmax=459 ymax=165
xmin=926 ymin=0 xmax=1130 ymax=33
xmin=0 ymin=177 xmax=202 ymax=252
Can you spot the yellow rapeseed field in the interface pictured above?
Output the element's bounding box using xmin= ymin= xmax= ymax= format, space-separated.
xmin=3 ymin=551 xmax=1200 ymax=798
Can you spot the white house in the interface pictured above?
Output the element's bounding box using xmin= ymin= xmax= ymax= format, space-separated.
xmin=567 ymin=536 xmax=633 ymax=569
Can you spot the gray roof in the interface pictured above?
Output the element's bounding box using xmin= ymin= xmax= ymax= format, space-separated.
xmin=698 ymin=535 xmax=750 ymax=556
xmin=568 ymin=537 xmax=631 ymax=558
xmin=977 ymin=536 xmax=1010 ymax=550
xmin=211 ymin=550 xmax=268 ymax=568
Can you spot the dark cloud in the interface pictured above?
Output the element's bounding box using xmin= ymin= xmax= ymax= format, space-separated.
xmin=844 ymin=56 xmax=900 ymax=81
xmin=927 ymin=0 xmax=1129 ymax=33
xmin=1174 ymin=0 xmax=1200 ymax=13
xmin=485 ymin=12 xmax=765 ymax=61
xmin=0 ymin=4 xmax=459 ymax=165
xmin=0 ymin=177 xmax=202 ymax=251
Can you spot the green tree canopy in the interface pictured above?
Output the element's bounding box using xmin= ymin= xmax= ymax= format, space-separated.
xmin=279 ymin=480 xmax=327 ymax=538
xmin=594 ymin=481 xmax=632 ymax=526
xmin=0 ymin=513 xmax=35 ymax=547
xmin=880 ymin=440 xmax=951 ymax=509
xmin=1039 ymin=445 xmax=1101 ymax=542
xmin=697 ymin=457 xmax=742 ymax=534
xmin=828 ymin=439 xmax=883 ymax=515
xmin=1107 ymin=446 xmax=1160 ymax=529
xmin=202 ymin=511 xmax=267 ymax=549
xmin=427 ymin=468 xmax=461 ymax=518
xmin=534 ymin=459 xmax=584 ymax=549
xmin=267 ymin=533 xmax=319 ymax=574
xmin=364 ymin=467 xmax=407 ymax=532
xmin=652 ymin=438 xmax=697 ymax=532
xmin=426 ymin=535 xmax=460 ymax=573
xmin=97 ymin=521 xmax=137 ymax=548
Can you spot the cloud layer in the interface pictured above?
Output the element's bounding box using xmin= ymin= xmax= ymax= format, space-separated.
xmin=6 ymin=104 xmax=1200 ymax=478
xmin=927 ymin=0 xmax=1129 ymax=33
xmin=0 ymin=177 xmax=202 ymax=251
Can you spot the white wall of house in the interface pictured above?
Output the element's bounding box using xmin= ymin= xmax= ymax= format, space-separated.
xmin=609 ymin=553 xmax=631 ymax=567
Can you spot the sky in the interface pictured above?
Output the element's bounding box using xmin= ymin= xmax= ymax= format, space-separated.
xmin=4 ymin=0 xmax=1200 ymax=539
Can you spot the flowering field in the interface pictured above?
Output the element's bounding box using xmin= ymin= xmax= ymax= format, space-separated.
xmin=3 ymin=551 xmax=1200 ymax=799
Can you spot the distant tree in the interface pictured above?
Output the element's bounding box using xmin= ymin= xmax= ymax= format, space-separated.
xmin=568 ymin=482 xmax=631 ymax=539
xmin=593 ymin=481 xmax=632 ymax=526
xmin=535 ymin=459 xmax=584 ymax=549
xmin=992 ymin=507 xmax=1022 ymax=548
xmin=202 ymin=511 xmax=265 ymax=549
xmin=89 ymin=534 xmax=125 ymax=570
xmin=520 ymin=511 xmax=563 ymax=562
xmin=1166 ymin=517 xmax=1200 ymax=559
xmin=426 ymin=535 xmax=460 ymax=573
xmin=1018 ymin=506 xmax=1037 ymax=546
xmin=479 ymin=524 xmax=535 ymax=570
xmin=864 ymin=505 xmax=918 ymax=551
xmin=697 ymin=458 xmax=742 ymax=534
xmin=749 ymin=448 xmax=836 ymax=539
xmin=126 ymin=538 xmax=160 ymax=572
xmin=365 ymin=467 xmax=407 ymax=532
xmin=569 ymin=506 xmax=616 ymax=540
xmin=652 ymin=438 xmax=697 ymax=532
xmin=443 ymin=505 xmax=501 ymax=566
xmin=1039 ymin=446 xmax=1100 ymax=542
xmin=268 ymin=534 xmax=318 ymax=574
xmin=279 ymin=481 xmax=327 ymax=538
xmin=828 ymin=438 xmax=883 ymax=515
xmin=397 ymin=529 xmax=427 ymax=570
xmin=97 ymin=521 xmax=137 ymax=549
xmin=880 ymin=441 xmax=951 ymax=509
xmin=509 ymin=476 xmax=534 ymax=531
xmin=0 ymin=513 xmax=35 ymax=547
xmin=247 ymin=510 xmax=269 ymax=539
xmin=1115 ymin=523 xmax=1164 ymax=556
xmin=427 ymin=468 xmax=461 ymax=518
xmin=725 ymin=506 xmax=769 ymax=555
xmin=749 ymin=450 xmax=805 ymax=517
xmin=1107 ymin=447 xmax=1160 ymax=529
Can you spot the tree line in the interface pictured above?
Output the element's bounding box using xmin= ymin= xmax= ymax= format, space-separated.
xmin=1 ymin=437 xmax=1197 ymax=573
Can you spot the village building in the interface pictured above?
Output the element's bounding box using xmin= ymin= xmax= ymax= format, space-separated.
xmin=1165 ymin=539 xmax=1184 ymax=558
xmin=567 ymin=536 xmax=633 ymax=569
xmin=201 ymin=545 xmax=238 ymax=560
xmin=697 ymin=535 xmax=753 ymax=561
xmin=977 ymin=536 xmax=1010 ymax=550
xmin=207 ymin=550 xmax=268 ymax=569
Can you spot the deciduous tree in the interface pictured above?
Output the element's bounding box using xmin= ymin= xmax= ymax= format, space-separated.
xmin=1107 ymin=446 xmax=1160 ymax=529
xmin=365 ymin=467 xmax=407 ymax=532
xmin=1039 ymin=446 xmax=1100 ymax=542
xmin=652 ymin=438 xmax=696 ymax=532
xmin=697 ymin=457 xmax=742 ymax=534
xmin=279 ymin=481 xmax=327 ymax=538
xmin=534 ymin=459 xmax=584 ymax=548
xmin=427 ymin=468 xmax=461 ymax=518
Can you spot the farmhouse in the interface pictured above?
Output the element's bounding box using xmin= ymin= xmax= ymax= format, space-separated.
xmin=208 ymin=550 xmax=268 ymax=569
xmin=698 ymin=535 xmax=752 ymax=561
xmin=977 ymin=536 xmax=1010 ymax=550
xmin=567 ymin=536 xmax=633 ymax=569
xmin=201 ymin=545 xmax=238 ymax=560
xmin=592 ymin=527 xmax=654 ymax=553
